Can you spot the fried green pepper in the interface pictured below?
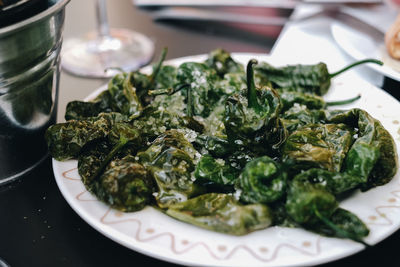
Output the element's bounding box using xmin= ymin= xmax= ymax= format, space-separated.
xmin=310 ymin=208 xmax=369 ymax=240
xmin=281 ymin=104 xmax=327 ymax=133
xmin=175 ymin=62 xmax=220 ymax=117
xmin=286 ymin=179 xmax=338 ymax=225
xmin=131 ymin=105 xmax=204 ymax=143
xmin=65 ymin=97 xmax=111 ymax=121
xmin=153 ymin=65 xmax=178 ymax=90
xmin=107 ymin=72 xmax=143 ymax=116
xmin=65 ymin=71 xmax=142 ymax=121
xmin=87 ymin=122 xmax=142 ymax=182
xmin=45 ymin=112 xmax=126 ymax=161
xmin=326 ymin=108 xmax=398 ymax=189
xmin=96 ymin=155 xmax=154 ymax=212
xmin=278 ymin=90 xmax=361 ymax=112
xmin=78 ymin=139 xmax=113 ymax=186
xmin=204 ymin=48 xmax=244 ymax=77
xmin=193 ymin=134 xmax=231 ymax=158
xmin=137 ymin=130 xmax=203 ymax=208
xmin=292 ymin=168 xmax=364 ymax=195
xmin=194 ymin=154 xmax=239 ymax=191
xmin=255 ymin=59 xmax=382 ymax=96
xmin=282 ymin=123 xmax=355 ymax=172
xmin=286 ymin=174 xmax=369 ymax=244
xmin=217 ymin=72 xmax=246 ymax=96
xmin=224 ymin=59 xmax=287 ymax=153
xmin=166 ymin=193 xmax=272 ymax=235
xmin=65 ymin=48 xmax=169 ymax=120
xmin=236 ymin=156 xmax=287 ymax=204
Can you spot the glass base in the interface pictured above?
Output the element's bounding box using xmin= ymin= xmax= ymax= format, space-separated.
xmin=61 ymin=29 xmax=154 ymax=78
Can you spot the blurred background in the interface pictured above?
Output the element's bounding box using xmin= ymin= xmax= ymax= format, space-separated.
xmin=58 ymin=0 xmax=287 ymax=122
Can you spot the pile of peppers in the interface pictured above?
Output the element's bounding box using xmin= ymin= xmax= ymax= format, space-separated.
xmin=45 ymin=48 xmax=398 ymax=244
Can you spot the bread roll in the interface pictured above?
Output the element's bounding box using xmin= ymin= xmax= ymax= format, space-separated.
xmin=386 ymin=13 xmax=400 ymax=59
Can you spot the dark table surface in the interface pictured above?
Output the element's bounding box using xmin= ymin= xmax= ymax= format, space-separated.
xmin=1 ymin=1 xmax=400 ymax=266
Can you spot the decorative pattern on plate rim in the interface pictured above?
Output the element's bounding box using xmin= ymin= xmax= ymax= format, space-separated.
xmin=60 ymin=163 xmax=400 ymax=263
xmin=61 ymin=167 xmax=324 ymax=263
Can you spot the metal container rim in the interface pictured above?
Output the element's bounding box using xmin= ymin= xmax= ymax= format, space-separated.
xmin=0 ymin=0 xmax=70 ymax=37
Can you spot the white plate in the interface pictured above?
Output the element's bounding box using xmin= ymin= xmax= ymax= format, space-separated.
xmin=331 ymin=21 xmax=400 ymax=82
xmin=53 ymin=53 xmax=400 ymax=267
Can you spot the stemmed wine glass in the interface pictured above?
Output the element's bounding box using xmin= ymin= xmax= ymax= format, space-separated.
xmin=61 ymin=0 xmax=154 ymax=78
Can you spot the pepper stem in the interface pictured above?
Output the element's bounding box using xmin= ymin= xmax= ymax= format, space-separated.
xmin=187 ymin=85 xmax=193 ymax=117
xmin=148 ymin=87 xmax=175 ymax=96
xmin=326 ymin=94 xmax=361 ymax=106
xmin=148 ymin=83 xmax=188 ymax=96
xmin=246 ymin=59 xmax=260 ymax=111
xmin=150 ymin=47 xmax=168 ymax=87
xmin=313 ymin=206 xmax=370 ymax=247
xmin=329 ymin=59 xmax=383 ymax=78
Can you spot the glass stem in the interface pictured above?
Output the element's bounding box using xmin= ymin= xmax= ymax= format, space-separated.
xmin=96 ymin=0 xmax=110 ymax=38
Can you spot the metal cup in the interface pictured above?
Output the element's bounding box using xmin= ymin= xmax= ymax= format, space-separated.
xmin=0 ymin=0 xmax=70 ymax=184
